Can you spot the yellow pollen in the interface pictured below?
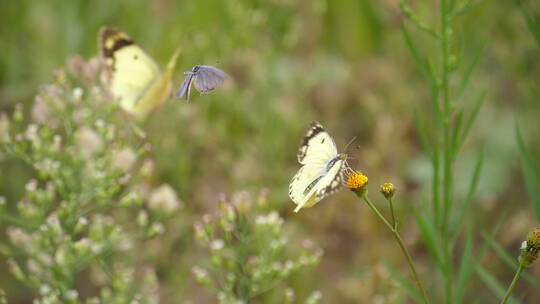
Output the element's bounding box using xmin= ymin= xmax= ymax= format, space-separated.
xmin=347 ymin=171 xmax=368 ymax=190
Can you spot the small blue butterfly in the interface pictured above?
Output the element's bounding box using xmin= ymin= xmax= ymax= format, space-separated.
xmin=177 ymin=65 xmax=227 ymax=101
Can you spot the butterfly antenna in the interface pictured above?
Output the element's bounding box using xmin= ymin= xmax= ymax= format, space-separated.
xmin=344 ymin=136 xmax=357 ymax=152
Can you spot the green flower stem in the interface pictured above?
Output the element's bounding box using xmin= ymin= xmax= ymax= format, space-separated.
xmin=360 ymin=193 xmax=430 ymax=304
xmin=500 ymin=264 xmax=525 ymax=304
xmin=388 ymin=197 xmax=397 ymax=229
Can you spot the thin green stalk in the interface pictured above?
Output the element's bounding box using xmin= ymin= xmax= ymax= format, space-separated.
xmin=440 ymin=0 xmax=454 ymax=302
xmin=500 ymin=264 xmax=524 ymax=304
xmin=388 ymin=197 xmax=397 ymax=229
xmin=361 ymin=194 xmax=431 ymax=304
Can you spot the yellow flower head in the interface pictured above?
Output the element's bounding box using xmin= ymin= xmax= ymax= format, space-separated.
xmin=347 ymin=171 xmax=368 ymax=196
xmin=380 ymin=183 xmax=395 ymax=199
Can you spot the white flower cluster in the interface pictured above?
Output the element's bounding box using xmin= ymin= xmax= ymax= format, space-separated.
xmin=0 ymin=56 xmax=169 ymax=303
xmin=192 ymin=190 xmax=323 ymax=303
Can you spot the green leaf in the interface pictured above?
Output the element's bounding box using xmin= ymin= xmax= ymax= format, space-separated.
xmin=458 ymin=91 xmax=486 ymax=149
xmin=476 ymin=265 xmax=519 ymax=304
xmin=450 ymin=0 xmax=486 ymax=19
xmin=455 ymin=226 xmax=474 ymax=303
xmin=414 ymin=210 xmax=443 ymax=270
xmin=412 ymin=107 xmax=433 ymax=159
xmin=455 ymin=215 xmax=504 ymax=303
xmin=515 ymin=124 xmax=540 ymax=221
xmin=451 ymin=150 xmax=484 ymax=236
xmin=402 ymin=23 xmax=436 ymax=86
xmin=451 ymin=107 xmax=465 ymax=157
xmin=398 ymin=0 xmax=439 ymax=39
xmin=521 ymin=4 xmax=540 ymax=45
xmin=457 ymin=42 xmax=486 ymax=101
xmin=384 ymin=262 xmax=423 ymax=304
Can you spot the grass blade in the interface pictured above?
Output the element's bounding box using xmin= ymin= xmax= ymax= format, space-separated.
xmin=384 ymin=262 xmax=423 ymax=303
xmin=451 ymin=150 xmax=484 ymax=239
xmin=451 ymin=107 xmax=465 ymax=157
xmin=455 ymin=91 xmax=485 ymax=154
xmin=412 ymin=107 xmax=433 ymax=159
xmin=521 ymin=4 xmax=540 ymax=45
xmin=398 ymin=0 xmax=439 ymax=39
xmin=450 ymin=0 xmax=486 ymax=19
xmin=515 ymin=124 xmax=540 ymax=221
xmin=476 ymin=265 xmax=520 ymax=304
xmin=456 ymin=42 xmax=486 ymax=101
xmin=402 ymin=23 xmax=436 ymax=86
xmin=414 ymin=210 xmax=443 ymax=270
xmin=455 ymin=214 xmax=504 ymax=302
xmin=455 ymin=226 xmax=474 ymax=303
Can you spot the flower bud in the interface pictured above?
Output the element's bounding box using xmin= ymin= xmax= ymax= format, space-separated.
xmin=380 ymin=183 xmax=395 ymax=199
xmin=519 ymin=227 xmax=540 ymax=267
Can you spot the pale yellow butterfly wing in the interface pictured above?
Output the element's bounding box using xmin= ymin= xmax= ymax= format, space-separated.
xmin=99 ymin=27 xmax=178 ymax=118
xmin=134 ymin=50 xmax=179 ymax=117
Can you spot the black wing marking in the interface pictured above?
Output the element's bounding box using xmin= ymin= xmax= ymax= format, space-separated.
xmin=99 ymin=27 xmax=135 ymax=71
xmin=297 ymin=121 xmax=326 ymax=163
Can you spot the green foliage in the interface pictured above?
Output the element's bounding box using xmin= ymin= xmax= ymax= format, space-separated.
xmin=192 ymin=191 xmax=322 ymax=303
xmin=516 ymin=125 xmax=540 ymax=222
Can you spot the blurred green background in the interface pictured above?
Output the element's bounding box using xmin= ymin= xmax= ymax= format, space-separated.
xmin=1 ymin=0 xmax=540 ymax=303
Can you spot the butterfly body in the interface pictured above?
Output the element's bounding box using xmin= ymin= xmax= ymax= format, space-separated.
xmin=99 ymin=27 xmax=179 ymax=118
xmin=177 ymin=65 xmax=227 ymax=101
xmin=289 ymin=122 xmax=347 ymax=213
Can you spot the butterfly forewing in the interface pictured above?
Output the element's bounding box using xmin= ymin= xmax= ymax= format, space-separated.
xmin=99 ymin=27 xmax=161 ymax=113
xmin=177 ymin=73 xmax=195 ymax=100
xmin=297 ymin=122 xmax=338 ymax=165
xmin=194 ymin=65 xmax=227 ymax=93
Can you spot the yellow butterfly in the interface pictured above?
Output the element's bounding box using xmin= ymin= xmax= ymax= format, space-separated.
xmin=99 ymin=27 xmax=179 ymax=119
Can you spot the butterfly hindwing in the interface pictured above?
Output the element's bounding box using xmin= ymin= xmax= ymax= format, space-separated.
xmin=289 ymin=164 xmax=325 ymax=207
xmin=315 ymin=159 xmax=345 ymax=200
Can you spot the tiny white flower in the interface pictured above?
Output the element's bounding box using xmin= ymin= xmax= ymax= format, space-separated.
xmin=148 ymin=184 xmax=182 ymax=213
xmin=73 ymin=87 xmax=84 ymax=99
xmin=25 ymin=179 xmax=37 ymax=192
xmin=65 ymin=289 xmax=78 ymax=300
xmin=95 ymin=119 xmax=105 ymax=128
xmin=39 ymin=284 xmax=51 ymax=295
xmin=210 ymin=239 xmax=225 ymax=250
xmin=112 ymin=147 xmax=137 ymax=172
xmin=75 ymin=126 xmax=103 ymax=156
xmin=150 ymin=222 xmax=165 ymax=235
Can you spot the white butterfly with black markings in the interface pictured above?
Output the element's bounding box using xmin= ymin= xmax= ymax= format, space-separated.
xmin=289 ymin=122 xmax=348 ymax=213
xmin=177 ymin=65 xmax=227 ymax=101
